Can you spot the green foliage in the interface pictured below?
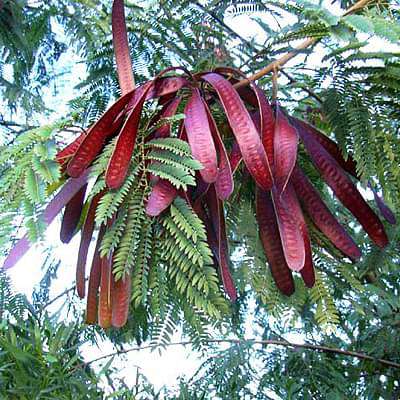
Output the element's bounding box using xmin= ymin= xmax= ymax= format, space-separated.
xmin=0 ymin=122 xmax=67 ymax=246
xmin=1 ymin=1 xmax=400 ymax=398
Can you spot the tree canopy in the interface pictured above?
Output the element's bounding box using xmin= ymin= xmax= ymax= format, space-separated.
xmin=1 ymin=0 xmax=400 ymax=398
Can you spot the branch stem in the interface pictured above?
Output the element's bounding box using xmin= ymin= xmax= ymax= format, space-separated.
xmin=83 ymin=338 xmax=400 ymax=370
xmin=233 ymin=0 xmax=372 ymax=89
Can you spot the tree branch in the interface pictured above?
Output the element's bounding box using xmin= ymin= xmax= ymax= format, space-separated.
xmin=82 ymin=338 xmax=400 ymax=370
xmin=233 ymin=0 xmax=373 ymax=89
xmin=193 ymin=0 xmax=258 ymax=53
xmin=280 ymin=69 xmax=323 ymax=104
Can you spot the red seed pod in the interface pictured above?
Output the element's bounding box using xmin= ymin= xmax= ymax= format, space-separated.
xmin=274 ymin=106 xmax=298 ymax=195
xmin=85 ymin=225 xmax=106 ymax=325
xmin=283 ymin=184 xmax=315 ymax=288
xmin=255 ymin=189 xmax=295 ymax=296
xmin=105 ymin=82 xmax=154 ymax=189
xmin=112 ymin=0 xmax=135 ymax=94
xmin=203 ymin=99 xmax=234 ymax=200
xmin=291 ymin=117 xmax=358 ymax=178
xmin=185 ymin=88 xmax=218 ymax=183
xmin=67 ymin=91 xmax=134 ymax=178
xmin=294 ymin=120 xmax=389 ymax=248
xmin=205 ymin=186 xmax=237 ymax=301
xmin=292 ymin=118 xmax=396 ymax=225
xmin=145 ymin=179 xmax=178 ymax=217
xmin=98 ymin=254 xmax=113 ymax=329
xmin=60 ymin=183 xmax=87 ymax=244
xmin=202 ymin=73 xmax=273 ymax=191
xmin=76 ymin=192 xmax=103 ymax=299
xmin=271 ymin=186 xmax=305 ymax=272
xmin=291 ymin=166 xmax=361 ymax=260
xmin=111 ymin=272 xmax=132 ymax=328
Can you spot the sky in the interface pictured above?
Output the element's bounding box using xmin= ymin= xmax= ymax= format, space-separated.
xmin=2 ymin=0 xmax=399 ymax=396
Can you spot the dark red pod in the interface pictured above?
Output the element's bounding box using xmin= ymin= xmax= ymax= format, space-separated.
xmin=291 ymin=166 xmax=361 ymax=260
xmin=294 ymin=120 xmax=389 ymax=248
xmin=60 ymin=183 xmax=87 ymax=244
xmin=202 ymin=73 xmax=273 ymax=191
xmin=105 ymin=82 xmax=154 ymax=189
xmin=291 ymin=117 xmax=358 ymax=178
xmin=112 ymin=0 xmax=135 ymax=94
xmin=76 ymin=192 xmax=103 ymax=299
xmin=145 ymin=179 xmax=178 ymax=216
xmin=98 ymin=254 xmax=113 ymax=329
xmin=185 ymin=88 xmax=218 ymax=183
xmin=255 ymin=189 xmax=295 ymax=296
xmin=203 ymin=99 xmax=234 ymax=200
xmin=67 ymin=91 xmax=134 ymax=178
xmin=293 ymin=118 xmax=396 ymax=225
xmin=205 ymin=186 xmax=237 ymax=301
xmin=271 ymin=186 xmax=305 ymax=271
xmin=274 ymin=106 xmax=298 ymax=194
xmin=283 ymin=184 xmax=315 ymax=288
xmin=111 ymin=272 xmax=132 ymax=328
xmin=85 ymin=225 xmax=106 ymax=325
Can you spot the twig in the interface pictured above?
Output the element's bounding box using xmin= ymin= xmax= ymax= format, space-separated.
xmin=193 ymin=0 xmax=259 ymax=52
xmin=81 ymin=338 xmax=400 ymax=370
xmin=38 ymin=284 xmax=79 ymax=312
xmin=233 ymin=0 xmax=373 ymax=89
xmin=280 ymin=69 xmax=323 ymax=103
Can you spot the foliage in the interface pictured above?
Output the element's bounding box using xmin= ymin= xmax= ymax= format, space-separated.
xmin=1 ymin=0 xmax=400 ymax=398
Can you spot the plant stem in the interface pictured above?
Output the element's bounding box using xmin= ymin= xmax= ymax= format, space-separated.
xmin=233 ymin=0 xmax=373 ymax=89
xmin=82 ymin=338 xmax=400 ymax=370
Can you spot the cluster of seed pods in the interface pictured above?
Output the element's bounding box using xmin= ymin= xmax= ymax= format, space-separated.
xmin=3 ymin=0 xmax=394 ymax=328
xmin=52 ymin=64 xmax=395 ymax=318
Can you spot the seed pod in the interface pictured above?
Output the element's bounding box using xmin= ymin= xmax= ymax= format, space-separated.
xmin=105 ymin=82 xmax=154 ymax=189
xmin=67 ymin=91 xmax=133 ymax=178
xmin=111 ymin=272 xmax=132 ymax=328
xmin=205 ymin=186 xmax=237 ymax=301
xmin=294 ymin=120 xmax=389 ymax=248
xmin=255 ymin=189 xmax=295 ymax=296
xmin=274 ymin=106 xmax=298 ymax=194
xmin=86 ymin=225 xmax=106 ymax=325
xmin=185 ymin=88 xmax=218 ymax=183
xmin=291 ymin=166 xmax=361 ymax=260
xmin=98 ymin=254 xmax=113 ymax=329
xmin=112 ymin=0 xmax=135 ymax=94
xmin=203 ymin=100 xmax=234 ymax=200
xmin=202 ymin=73 xmax=273 ymax=191
xmin=145 ymin=179 xmax=178 ymax=216
xmin=283 ymin=184 xmax=315 ymax=287
xmin=76 ymin=191 xmax=103 ymax=299
xmin=60 ymin=183 xmax=87 ymax=244
xmin=271 ymin=186 xmax=305 ymax=271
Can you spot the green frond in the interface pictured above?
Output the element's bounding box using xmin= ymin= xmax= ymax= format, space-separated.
xmin=147 ymin=163 xmax=196 ymax=190
xmin=145 ymin=137 xmax=193 ymax=157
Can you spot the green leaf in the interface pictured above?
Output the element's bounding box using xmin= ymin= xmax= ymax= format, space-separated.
xmin=24 ymin=169 xmax=44 ymax=203
xmin=344 ymin=15 xmax=374 ymax=34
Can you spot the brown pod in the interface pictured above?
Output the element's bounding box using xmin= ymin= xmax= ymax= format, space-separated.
xmin=98 ymin=254 xmax=113 ymax=329
xmin=111 ymin=273 xmax=132 ymax=328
